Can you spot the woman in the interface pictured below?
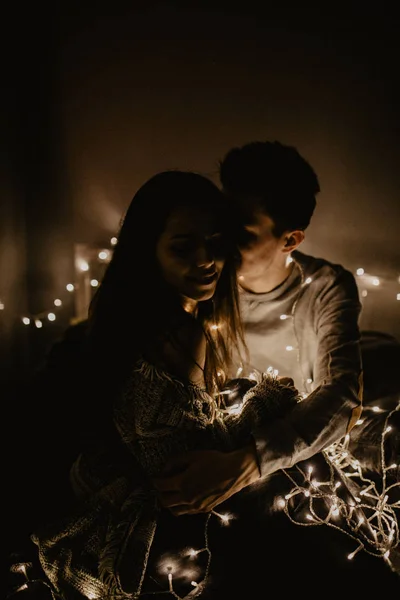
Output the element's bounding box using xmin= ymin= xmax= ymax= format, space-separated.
xmin=31 ymin=170 xmax=299 ymax=599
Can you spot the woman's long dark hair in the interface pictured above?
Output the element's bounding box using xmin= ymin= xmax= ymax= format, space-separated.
xmin=86 ymin=170 xmax=247 ymax=398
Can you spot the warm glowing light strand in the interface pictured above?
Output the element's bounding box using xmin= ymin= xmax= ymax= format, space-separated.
xmin=278 ymin=402 xmax=399 ymax=571
xmin=7 ymin=253 xmax=400 ymax=596
xmin=0 ymin=239 xmax=116 ymax=327
xmin=140 ymin=511 xmax=235 ymax=598
xmin=1 ymin=248 xmax=398 ymax=328
xmin=8 ymin=404 xmax=399 ymax=598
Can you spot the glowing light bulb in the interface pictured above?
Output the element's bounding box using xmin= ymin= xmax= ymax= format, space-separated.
xmin=16 ymin=564 xmax=28 ymax=579
xmin=276 ymin=497 xmax=286 ymax=509
xmin=219 ymin=513 xmax=230 ymax=523
xmin=78 ymin=260 xmax=89 ymax=271
xmin=35 ymin=319 xmax=42 ymax=328
xmin=90 ymin=279 xmax=99 ymax=287
xmin=361 ymin=290 xmax=368 ymax=297
xmin=98 ymin=250 xmax=109 ymax=260
xmin=285 ymin=345 xmax=293 ymax=351
xmin=47 ymin=312 xmax=56 ymax=321
xmin=66 ymin=283 xmax=74 ymax=292
xmin=22 ymin=317 xmax=30 ymax=325
xmin=372 ymin=277 xmax=380 ymax=286
xmin=110 ymin=237 xmax=117 ymax=245
xmin=0 ymin=301 xmax=4 ymax=310
xmin=356 ymin=268 xmax=364 ymax=276
xmin=280 ymin=314 xmax=288 ymax=320
xmin=54 ymin=298 xmax=62 ymax=306
xmin=212 ymin=510 xmax=231 ymax=524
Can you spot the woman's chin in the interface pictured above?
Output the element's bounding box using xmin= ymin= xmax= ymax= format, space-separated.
xmin=186 ymin=286 xmax=216 ymax=302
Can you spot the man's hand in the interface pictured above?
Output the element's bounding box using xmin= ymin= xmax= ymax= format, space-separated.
xmin=151 ymin=444 xmax=261 ymax=515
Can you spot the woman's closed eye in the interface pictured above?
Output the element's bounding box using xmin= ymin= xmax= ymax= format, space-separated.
xmin=207 ymin=233 xmax=229 ymax=258
xmin=170 ymin=242 xmax=193 ymax=257
xmin=170 ymin=234 xmax=227 ymax=259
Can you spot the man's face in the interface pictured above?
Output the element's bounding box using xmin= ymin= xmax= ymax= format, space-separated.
xmin=234 ymin=197 xmax=285 ymax=278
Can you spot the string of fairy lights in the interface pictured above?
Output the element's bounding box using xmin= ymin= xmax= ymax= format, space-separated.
xmin=0 ymin=238 xmax=398 ymax=329
xmin=0 ymin=237 xmax=116 ymax=328
xmin=280 ymin=405 xmax=399 ymax=567
xmin=4 ymin=244 xmax=400 ymax=598
xmin=7 ymin=383 xmax=399 ymax=599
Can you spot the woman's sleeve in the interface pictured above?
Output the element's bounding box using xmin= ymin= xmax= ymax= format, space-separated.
xmin=224 ymin=374 xmax=300 ymax=443
xmin=113 ymin=361 xmax=217 ymax=475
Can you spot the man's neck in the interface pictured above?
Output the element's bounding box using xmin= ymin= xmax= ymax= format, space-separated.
xmin=238 ymin=261 xmax=294 ymax=294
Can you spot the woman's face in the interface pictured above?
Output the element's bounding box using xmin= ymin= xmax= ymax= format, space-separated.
xmin=156 ymin=204 xmax=227 ymax=304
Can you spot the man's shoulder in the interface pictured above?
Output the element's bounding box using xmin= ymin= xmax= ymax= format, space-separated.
xmin=293 ymin=250 xmax=355 ymax=281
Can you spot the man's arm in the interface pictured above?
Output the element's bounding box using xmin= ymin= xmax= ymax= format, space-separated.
xmin=153 ymin=267 xmax=363 ymax=513
xmin=254 ymin=266 xmax=363 ymax=476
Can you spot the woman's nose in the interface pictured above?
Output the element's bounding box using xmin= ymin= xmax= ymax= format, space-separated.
xmin=195 ymin=245 xmax=214 ymax=268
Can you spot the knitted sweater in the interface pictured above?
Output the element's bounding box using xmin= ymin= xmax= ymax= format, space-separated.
xmin=32 ymin=359 xmax=299 ymax=600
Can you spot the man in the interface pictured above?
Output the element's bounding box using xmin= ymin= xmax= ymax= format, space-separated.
xmin=152 ymin=140 xmax=396 ymax=515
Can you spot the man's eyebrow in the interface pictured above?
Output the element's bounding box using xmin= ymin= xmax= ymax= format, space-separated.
xmin=240 ymin=218 xmax=259 ymax=227
xmin=170 ymin=234 xmax=191 ymax=240
xmin=170 ymin=231 xmax=223 ymax=240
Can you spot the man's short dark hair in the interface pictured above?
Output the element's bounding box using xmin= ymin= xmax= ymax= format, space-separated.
xmin=219 ymin=141 xmax=320 ymax=236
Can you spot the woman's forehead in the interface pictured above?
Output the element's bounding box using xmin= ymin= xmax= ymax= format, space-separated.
xmin=164 ymin=205 xmax=224 ymax=236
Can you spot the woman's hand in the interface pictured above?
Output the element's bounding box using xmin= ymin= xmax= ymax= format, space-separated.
xmin=277 ymin=376 xmax=295 ymax=388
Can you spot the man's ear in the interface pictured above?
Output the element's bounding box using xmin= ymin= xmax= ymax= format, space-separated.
xmin=282 ymin=230 xmax=305 ymax=252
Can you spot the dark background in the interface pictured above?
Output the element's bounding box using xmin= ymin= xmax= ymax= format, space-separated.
xmin=2 ymin=1 xmax=399 ymax=382
xmin=2 ymin=3 xmax=400 ymax=592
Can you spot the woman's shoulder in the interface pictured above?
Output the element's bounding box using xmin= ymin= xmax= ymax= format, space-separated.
xmin=144 ymin=312 xmax=207 ymax=387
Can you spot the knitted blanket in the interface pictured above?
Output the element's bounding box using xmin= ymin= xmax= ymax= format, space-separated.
xmin=31 ymin=361 xmax=300 ymax=599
